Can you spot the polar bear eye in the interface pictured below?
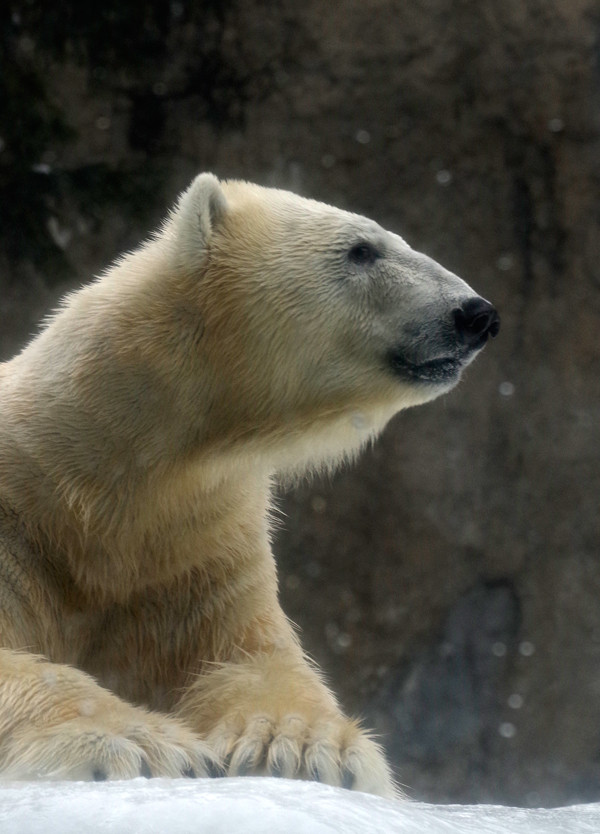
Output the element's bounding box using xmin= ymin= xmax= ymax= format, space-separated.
xmin=347 ymin=242 xmax=379 ymax=266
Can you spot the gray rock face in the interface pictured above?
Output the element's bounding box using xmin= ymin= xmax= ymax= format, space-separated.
xmin=2 ymin=0 xmax=599 ymax=806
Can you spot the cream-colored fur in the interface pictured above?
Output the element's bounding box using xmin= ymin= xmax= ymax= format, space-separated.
xmin=0 ymin=174 xmax=493 ymax=797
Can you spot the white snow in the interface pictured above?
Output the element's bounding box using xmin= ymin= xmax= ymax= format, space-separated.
xmin=1 ymin=777 xmax=599 ymax=834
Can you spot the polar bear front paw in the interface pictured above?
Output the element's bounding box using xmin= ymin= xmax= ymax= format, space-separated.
xmin=1 ymin=713 xmax=220 ymax=781
xmin=207 ymin=712 xmax=397 ymax=797
xmin=0 ymin=651 xmax=223 ymax=781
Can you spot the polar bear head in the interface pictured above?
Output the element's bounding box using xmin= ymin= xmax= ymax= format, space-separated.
xmin=35 ymin=173 xmax=497 ymax=476
xmin=160 ymin=174 xmax=499 ymax=467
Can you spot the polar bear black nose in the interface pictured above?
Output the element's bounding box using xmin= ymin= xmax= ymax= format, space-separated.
xmin=453 ymin=298 xmax=500 ymax=348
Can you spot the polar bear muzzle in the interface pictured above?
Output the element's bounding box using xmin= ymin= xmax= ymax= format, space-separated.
xmin=387 ymin=295 xmax=500 ymax=384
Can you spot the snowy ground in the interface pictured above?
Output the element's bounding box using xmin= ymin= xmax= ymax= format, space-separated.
xmin=1 ymin=777 xmax=600 ymax=834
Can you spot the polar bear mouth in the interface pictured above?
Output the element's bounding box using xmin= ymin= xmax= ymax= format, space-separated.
xmin=386 ymin=352 xmax=463 ymax=383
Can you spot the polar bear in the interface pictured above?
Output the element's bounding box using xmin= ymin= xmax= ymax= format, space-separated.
xmin=0 ymin=174 xmax=498 ymax=796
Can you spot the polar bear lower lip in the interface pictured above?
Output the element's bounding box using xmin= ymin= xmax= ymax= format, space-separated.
xmin=387 ymin=352 xmax=462 ymax=383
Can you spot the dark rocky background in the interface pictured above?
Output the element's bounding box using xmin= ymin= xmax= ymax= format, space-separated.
xmin=2 ymin=0 xmax=599 ymax=806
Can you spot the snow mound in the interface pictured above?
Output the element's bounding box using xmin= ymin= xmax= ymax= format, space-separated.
xmin=1 ymin=777 xmax=599 ymax=834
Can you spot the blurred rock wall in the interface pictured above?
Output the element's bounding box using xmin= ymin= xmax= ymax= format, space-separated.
xmin=2 ymin=0 xmax=599 ymax=806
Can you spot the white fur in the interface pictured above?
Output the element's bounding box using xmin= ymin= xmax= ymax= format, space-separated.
xmin=0 ymin=174 xmax=488 ymax=797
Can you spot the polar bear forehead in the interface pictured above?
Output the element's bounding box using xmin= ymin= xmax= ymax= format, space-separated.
xmin=220 ymin=179 xmax=402 ymax=253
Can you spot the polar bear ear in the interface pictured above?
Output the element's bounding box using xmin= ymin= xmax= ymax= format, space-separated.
xmin=176 ymin=173 xmax=228 ymax=251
